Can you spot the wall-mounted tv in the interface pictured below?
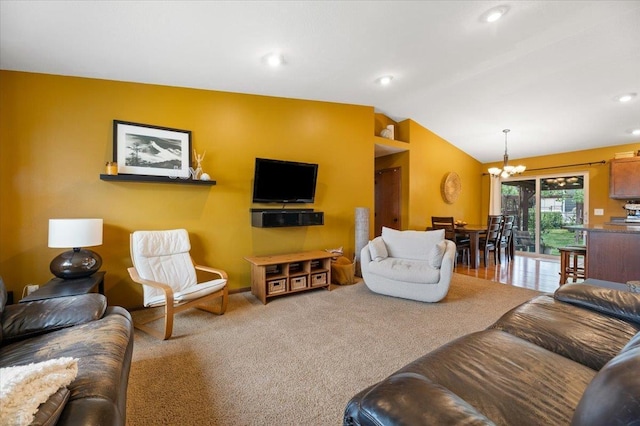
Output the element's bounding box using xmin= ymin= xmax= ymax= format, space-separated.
xmin=252 ymin=158 xmax=318 ymax=204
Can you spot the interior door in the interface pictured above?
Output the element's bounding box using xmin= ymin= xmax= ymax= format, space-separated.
xmin=374 ymin=167 xmax=401 ymax=236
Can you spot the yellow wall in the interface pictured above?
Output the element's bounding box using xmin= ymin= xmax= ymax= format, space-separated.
xmin=0 ymin=71 xmax=374 ymax=308
xmin=4 ymin=71 xmax=631 ymax=308
xmin=482 ymin=143 xmax=640 ymax=225
xmin=404 ymin=120 xmax=483 ymax=228
xmin=374 ymin=118 xmax=483 ymax=232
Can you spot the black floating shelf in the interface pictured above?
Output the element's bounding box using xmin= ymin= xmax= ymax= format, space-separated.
xmin=99 ymin=174 xmax=216 ymax=185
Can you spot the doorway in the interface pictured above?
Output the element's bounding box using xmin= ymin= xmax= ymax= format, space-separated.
xmin=502 ymin=172 xmax=588 ymax=256
xmin=374 ymin=167 xmax=401 ymax=236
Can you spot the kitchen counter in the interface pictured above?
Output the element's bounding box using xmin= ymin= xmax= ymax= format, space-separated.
xmin=567 ymin=224 xmax=640 ymax=283
xmin=567 ymin=223 xmax=640 ymax=233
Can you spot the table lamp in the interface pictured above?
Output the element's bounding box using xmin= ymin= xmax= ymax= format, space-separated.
xmin=48 ymin=218 xmax=103 ymax=279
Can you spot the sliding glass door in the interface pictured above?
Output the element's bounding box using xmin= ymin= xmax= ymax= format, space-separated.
xmin=501 ymin=172 xmax=588 ymax=256
xmin=502 ymin=179 xmax=537 ymax=252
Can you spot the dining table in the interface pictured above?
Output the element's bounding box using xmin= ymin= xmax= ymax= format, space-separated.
xmin=453 ymin=225 xmax=487 ymax=269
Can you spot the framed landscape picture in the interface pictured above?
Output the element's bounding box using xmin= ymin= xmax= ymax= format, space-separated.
xmin=113 ymin=120 xmax=192 ymax=178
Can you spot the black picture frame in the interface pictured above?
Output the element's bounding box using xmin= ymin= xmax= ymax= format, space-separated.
xmin=113 ymin=120 xmax=192 ymax=179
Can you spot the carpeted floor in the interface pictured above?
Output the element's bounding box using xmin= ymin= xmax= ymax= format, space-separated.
xmin=126 ymin=273 xmax=543 ymax=425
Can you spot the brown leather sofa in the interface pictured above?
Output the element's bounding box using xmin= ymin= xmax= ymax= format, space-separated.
xmin=0 ymin=277 xmax=134 ymax=425
xmin=344 ymin=283 xmax=640 ymax=425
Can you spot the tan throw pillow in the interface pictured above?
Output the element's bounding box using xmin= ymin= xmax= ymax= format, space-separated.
xmin=369 ymin=237 xmax=388 ymax=261
xmin=428 ymin=240 xmax=447 ymax=269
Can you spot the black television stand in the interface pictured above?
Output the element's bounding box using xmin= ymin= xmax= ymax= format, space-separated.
xmin=250 ymin=208 xmax=324 ymax=228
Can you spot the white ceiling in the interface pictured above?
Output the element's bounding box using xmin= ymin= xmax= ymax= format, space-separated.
xmin=1 ymin=1 xmax=639 ymax=163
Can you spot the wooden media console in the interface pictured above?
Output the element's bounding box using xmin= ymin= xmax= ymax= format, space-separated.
xmin=244 ymin=250 xmax=334 ymax=304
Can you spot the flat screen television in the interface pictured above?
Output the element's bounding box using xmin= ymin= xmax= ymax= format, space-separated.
xmin=252 ymin=158 xmax=318 ymax=204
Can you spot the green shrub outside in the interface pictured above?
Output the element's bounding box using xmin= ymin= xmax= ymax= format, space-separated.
xmin=527 ymin=210 xmax=584 ymax=254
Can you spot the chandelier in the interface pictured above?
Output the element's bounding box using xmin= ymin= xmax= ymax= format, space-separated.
xmin=488 ymin=129 xmax=526 ymax=178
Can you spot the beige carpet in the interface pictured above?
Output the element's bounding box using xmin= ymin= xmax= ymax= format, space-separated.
xmin=126 ymin=274 xmax=542 ymax=426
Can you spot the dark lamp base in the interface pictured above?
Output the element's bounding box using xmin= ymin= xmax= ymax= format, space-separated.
xmin=50 ymin=248 xmax=102 ymax=279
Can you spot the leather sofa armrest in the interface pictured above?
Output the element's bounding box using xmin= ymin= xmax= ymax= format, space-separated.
xmin=571 ymin=332 xmax=640 ymax=425
xmin=554 ymin=283 xmax=640 ymax=325
xmin=344 ymin=372 xmax=494 ymax=426
xmin=1 ymin=293 xmax=107 ymax=344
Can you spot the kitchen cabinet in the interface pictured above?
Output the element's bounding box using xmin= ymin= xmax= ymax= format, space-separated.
xmin=610 ymin=157 xmax=640 ymax=199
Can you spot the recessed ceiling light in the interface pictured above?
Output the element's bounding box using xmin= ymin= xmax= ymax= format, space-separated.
xmin=614 ymin=93 xmax=637 ymax=103
xmin=481 ymin=5 xmax=510 ymax=23
xmin=631 ymin=128 xmax=640 ymax=136
xmin=262 ymin=52 xmax=284 ymax=67
xmin=375 ymin=75 xmax=394 ymax=86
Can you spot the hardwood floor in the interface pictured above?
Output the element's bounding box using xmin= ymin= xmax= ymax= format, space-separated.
xmin=454 ymin=253 xmax=562 ymax=294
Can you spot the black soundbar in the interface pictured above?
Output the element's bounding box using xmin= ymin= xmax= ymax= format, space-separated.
xmin=251 ymin=209 xmax=324 ymax=228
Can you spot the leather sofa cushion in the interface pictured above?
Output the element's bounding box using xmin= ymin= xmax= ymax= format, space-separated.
xmin=347 ymin=329 xmax=595 ymax=426
xmin=345 ymin=373 xmax=494 ymax=426
xmin=31 ymin=387 xmax=70 ymax=426
xmin=555 ymin=283 xmax=640 ymax=325
xmin=490 ymin=295 xmax=640 ymax=370
xmin=0 ymin=307 xmax=133 ymax=426
xmin=0 ymin=276 xmax=7 ymax=314
xmin=571 ymin=331 xmax=640 ymax=425
xmin=1 ymin=294 xmax=107 ymax=344
xmin=367 ymin=258 xmax=441 ymax=284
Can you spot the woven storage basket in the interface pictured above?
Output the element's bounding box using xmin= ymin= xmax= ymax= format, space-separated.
xmin=331 ymin=256 xmax=355 ymax=285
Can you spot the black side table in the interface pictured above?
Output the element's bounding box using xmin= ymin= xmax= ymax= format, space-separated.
xmin=20 ymin=271 xmax=106 ymax=303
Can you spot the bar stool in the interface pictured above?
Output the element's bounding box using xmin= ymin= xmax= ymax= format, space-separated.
xmin=559 ymin=246 xmax=588 ymax=284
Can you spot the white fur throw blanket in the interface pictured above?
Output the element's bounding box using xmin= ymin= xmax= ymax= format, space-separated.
xmin=0 ymin=357 xmax=78 ymax=426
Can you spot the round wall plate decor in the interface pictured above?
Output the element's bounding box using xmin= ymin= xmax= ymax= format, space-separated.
xmin=442 ymin=172 xmax=461 ymax=204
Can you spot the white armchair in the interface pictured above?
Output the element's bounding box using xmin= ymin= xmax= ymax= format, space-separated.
xmin=128 ymin=229 xmax=228 ymax=340
xmin=360 ymin=227 xmax=456 ymax=302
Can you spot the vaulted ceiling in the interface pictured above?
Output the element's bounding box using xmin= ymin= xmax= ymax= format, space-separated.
xmin=1 ymin=1 xmax=639 ymax=163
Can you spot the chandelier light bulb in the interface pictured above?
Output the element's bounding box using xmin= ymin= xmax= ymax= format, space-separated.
xmin=488 ymin=128 xmax=526 ymax=178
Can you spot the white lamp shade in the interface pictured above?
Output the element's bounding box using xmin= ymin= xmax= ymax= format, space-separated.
xmin=48 ymin=218 xmax=103 ymax=248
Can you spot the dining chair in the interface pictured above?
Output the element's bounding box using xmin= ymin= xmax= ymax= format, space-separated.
xmin=499 ymin=215 xmax=515 ymax=261
xmin=479 ymin=215 xmax=503 ymax=266
xmin=514 ymin=229 xmax=535 ymax=252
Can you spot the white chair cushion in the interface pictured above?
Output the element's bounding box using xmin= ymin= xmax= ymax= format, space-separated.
xmin=132 ymin=229 xmax=191 ymax=257
xmin=381 ymin=227 xmax=445 ymax=261
xmin=368 ymin=258 xmax=441 ymax=284
xmin=131 ymin=229 xmax=199 ymax=307
xmin=369 ymin=237 xmax=388 ymax=261
xmin=145 ymin=278 xmax=227 ymax=307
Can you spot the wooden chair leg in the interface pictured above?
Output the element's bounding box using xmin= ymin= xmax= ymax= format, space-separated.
xmin=196 ymin=287 xmax=228 ymax=315
xmin=163 ymin=304 xmax=174 ymax=340
xmin=133 ymin=304 xmax=174 ymax=340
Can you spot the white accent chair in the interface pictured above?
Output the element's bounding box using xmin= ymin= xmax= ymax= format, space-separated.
xmin=360 ymin=227 xmax=456 ymax=302
xmin=128 ymin=229 xmax=228 ymax=340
